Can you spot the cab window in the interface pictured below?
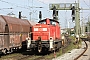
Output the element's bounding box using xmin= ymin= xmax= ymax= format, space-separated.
xmin=40 ymin=21 xmax=46 ymax=24
xmin=50 ymin=21 xmax=56 ymax=25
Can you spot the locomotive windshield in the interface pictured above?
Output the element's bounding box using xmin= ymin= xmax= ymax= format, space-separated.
xmin=50 ymin=21 xmax=56 ymax=25
xmin=39 ymin=20 xmax=46 ymax=24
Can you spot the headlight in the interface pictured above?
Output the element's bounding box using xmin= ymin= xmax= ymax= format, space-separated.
xmin=34 ymin=28 xmax=38 ymax=31
xmin=43 ymin=28 xmax=47 ymax=31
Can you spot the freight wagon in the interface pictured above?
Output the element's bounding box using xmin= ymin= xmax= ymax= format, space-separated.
xmin=0 ymin=15 xmax=31 ymax=54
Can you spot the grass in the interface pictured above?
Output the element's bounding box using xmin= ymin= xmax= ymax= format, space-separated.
xmin=44 ymin=42 xmax=76 ymax=59
xmin=44 ymin=36 xmax=82 ymax=59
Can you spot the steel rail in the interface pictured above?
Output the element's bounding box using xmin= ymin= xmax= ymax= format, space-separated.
xmin=74 ymin=41 xmax=88 ymax=60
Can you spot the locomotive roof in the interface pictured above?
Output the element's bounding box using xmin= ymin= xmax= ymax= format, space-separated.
xmin=38 ymin=19 xmax=59 ymax=23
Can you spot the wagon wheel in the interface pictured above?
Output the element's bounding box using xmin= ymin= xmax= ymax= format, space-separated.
xmin=3 ymin=49 xmax=7 ymax=54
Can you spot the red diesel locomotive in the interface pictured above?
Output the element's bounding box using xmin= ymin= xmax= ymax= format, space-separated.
xmin=27 ymin=11 xmax=62 ymax=52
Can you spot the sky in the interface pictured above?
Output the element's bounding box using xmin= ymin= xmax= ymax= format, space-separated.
xmin=0 ymin=0 xmax=90 ymax=29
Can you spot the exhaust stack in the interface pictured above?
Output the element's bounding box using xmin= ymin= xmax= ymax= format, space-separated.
xmin=19 ymin=11 xmax=22 ymax=19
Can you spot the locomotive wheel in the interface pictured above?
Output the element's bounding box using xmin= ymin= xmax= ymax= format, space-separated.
xmin=10 ymin=48 xmax=13 ymax=53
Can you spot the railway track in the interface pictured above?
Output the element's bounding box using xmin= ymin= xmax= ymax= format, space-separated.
xmin=0 ymin=51 xmax=52 ymax=60
xmin=74 ymin=40 xmax=88 ymax=60
xmin=12 ymin=55 xmax=33 ymax=60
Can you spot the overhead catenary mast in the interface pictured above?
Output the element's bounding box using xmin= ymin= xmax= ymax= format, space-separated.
xmin=28 ymin=0 xmax=43 ymax=21
xmin=49 ymin=1 xmax=80 ymax=38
